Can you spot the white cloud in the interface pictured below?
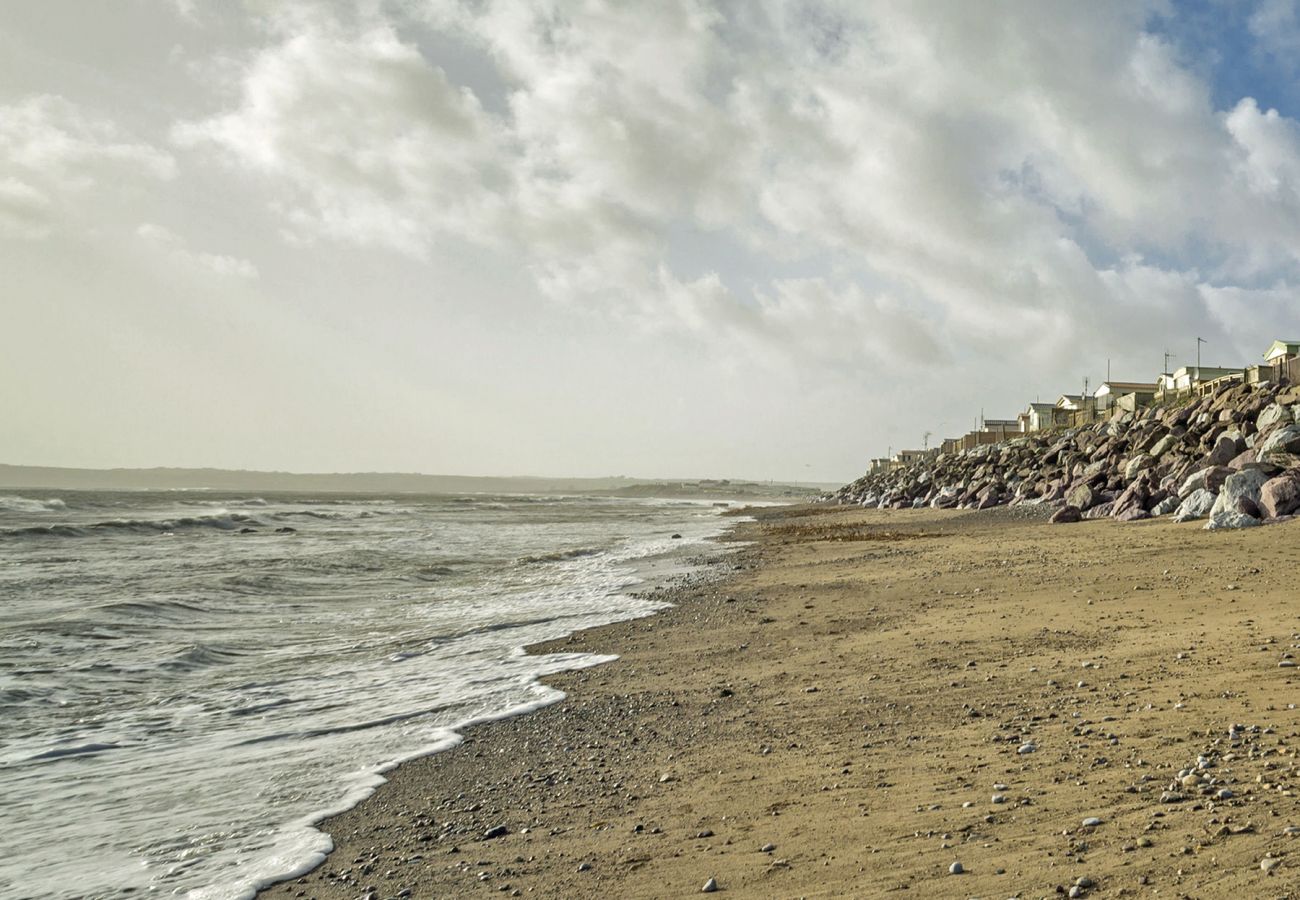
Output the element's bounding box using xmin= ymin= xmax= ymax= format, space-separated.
xmin=165 ymin=1 xmax=1300 ymax=439
xmin=136 ymin=222 xmax=259 ymax=279
xmin=0 ymin=95 xmax=175 ymax=239
xmin=173 ymin=19 xmax=505 ymax=256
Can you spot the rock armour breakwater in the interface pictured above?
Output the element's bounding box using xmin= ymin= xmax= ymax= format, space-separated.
xmin=829 ymin=380 xmax=1300 ymax=529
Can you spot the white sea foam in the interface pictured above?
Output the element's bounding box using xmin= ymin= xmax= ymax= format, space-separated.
xmin=0 ymin=495 xmax=67 ymax=512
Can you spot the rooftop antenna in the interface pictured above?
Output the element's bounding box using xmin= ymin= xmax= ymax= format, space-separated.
xmin=1164 ymin=349 xmax=1176 ymax=377
xmin=923 ymin=430 xmax=932 ymax=450
xmin=1196 ymin=336 xmax=1206 ymax=378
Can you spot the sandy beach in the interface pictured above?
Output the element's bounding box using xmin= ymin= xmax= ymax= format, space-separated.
xmin=263 ymin=504 xmax=1300 ymax=899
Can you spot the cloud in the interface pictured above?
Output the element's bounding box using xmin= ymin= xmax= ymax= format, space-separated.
xmin=136 ymin=223 xmax=259 ymax=279
xmin=171 ymin=1 xmax=1300 ymax=392
xmin=0 ymin=95 xmax=175 ymax=239
xmin=173 ymin=18 xmax=505 ymax=256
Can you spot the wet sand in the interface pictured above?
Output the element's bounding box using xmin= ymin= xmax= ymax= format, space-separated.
xmin=263 ymin=504 xmax=1300 ymax=898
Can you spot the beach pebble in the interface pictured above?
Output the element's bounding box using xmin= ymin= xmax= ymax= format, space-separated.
xmin=991 ymin=794 xmax=1006 ymax=804
xmin=702 ymin=876 xmax=719 ymax=892
xmin=1216 ymin=788 xmax=1235 ymax=800
xmin=1017 ymin=742 xmax=1037 ymax=754
xmin=1081 ymin=817 xmax=1102 ymax=828
xmin=577 ymin=862 xmax=591 ymax=872
xmin=948 ymin=861 xmax=964 ymax=875
xmin=760 ymin=843 xmax=776 ymax=853
xmin=483 ymin=825 xmax=509 ymax=840
xmin=1261 ymin=856 xmax=1281 ymax=873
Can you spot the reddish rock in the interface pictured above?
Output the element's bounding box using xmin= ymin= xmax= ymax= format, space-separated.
xmin=1227 ymin=449 xmax=1256 ymax=470
xmin=1259 ymin=472 xmax=1300 ymax=518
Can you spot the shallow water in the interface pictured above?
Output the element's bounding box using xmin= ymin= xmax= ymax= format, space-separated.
xmin=0 ymin=490 xmax=735 ymax=899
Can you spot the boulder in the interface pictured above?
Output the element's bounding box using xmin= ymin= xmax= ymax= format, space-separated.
xmin=1150 ymin=434 xmax=1177 ymax=458
xmin=1206 ymin=434 xmax=1240 ymax=467
xmin=1259 ymin=471 xmax=1300 ymax=518
xmin=1124 ymin=453 xmax=1155 ymax=480
xmin=1115 ymin=506 xmax=1151 ymax=522
xmin=1237 ymin=496 xmax=1264 ymax=519
xmin=1065 ymin=482 xmax=1096 ymax=510
xmin=1151 ymin=494 xmax=1180 ymax=516
xmin=1172 ymin=489 xmax=1216 ymax=523
xmin=1227 ymin=449 xmax=1256 ymax=470
xmin=1257 ymin=425 xmax=1300 ymax=464
xmin=1111 ymin=480 xmax=1148 ymax=519
xmin=1205 ymin=509 xmax=1262 ymax=530
xmin=1083 ymin=501 xmax=1116 ymax=520
xmin=1209 ymin=468 xmax=1271 ymax=519
xmin=1178 ymin=465 xmax=1232 ymax=499
xmin=1050 ymin=505 xmax=1082 ymax=524
xmin=1257 ymin=403 xmax=1289 ymax=434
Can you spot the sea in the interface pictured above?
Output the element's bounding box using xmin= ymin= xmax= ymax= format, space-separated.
xmin=0 ymin=490 xmax=742 ymax=899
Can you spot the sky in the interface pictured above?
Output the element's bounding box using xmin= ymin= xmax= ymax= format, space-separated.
xmin=5 ymin=0 xmax=1300 ymax=482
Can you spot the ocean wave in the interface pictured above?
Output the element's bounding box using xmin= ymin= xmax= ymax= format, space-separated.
xmin=412 ymin=565 xmax=456 ymax=581
xmin=160 ymin=643 xmax=250 ymax=672
xmin=271 ymin=510 xmax=347 ymax=520
xmin=0 ymin=496 xmax=68 ymax=513
xmin=27 ymin=742 xmax=120 ymax=762
xmin=0 ymin=513 xmax=263 ymax=540
xmin=516 ymin=547 xmax=604 ymax=565
xmin=96 ymin=598 xmax=211 ymax=622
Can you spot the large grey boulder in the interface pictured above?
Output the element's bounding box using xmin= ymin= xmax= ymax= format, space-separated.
xmin=1151 ymin=494 xmax=1180 ymax=516
xmin=1257 ymin=425 xmax=1300 ymax=464
xmin=1150 ymin=434 xmax=1177 ymax=458
xmin=1257 ymin=403 xmax=1289 ymax=434
xmin=1066 ymin=482 xmax=1096 ymax=510
xmin=1209 ymin=468 xmax=1271 ymax=518
xmin=1205 ymin=509 xmax=1262 ymax=530
xmin=1172 ymin=488 xmax=1216 ymax=523
xmin=1124 ymin=453 xmax=1155 ymax=480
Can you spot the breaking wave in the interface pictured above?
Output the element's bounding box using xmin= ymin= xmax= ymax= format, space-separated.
xmin=0 ymin=513 xmax=263 ymax=540
xmin=0 ymin=496 xmax=68 ymax=513
xmin=516 ymin=546 xmax=604 ymax=565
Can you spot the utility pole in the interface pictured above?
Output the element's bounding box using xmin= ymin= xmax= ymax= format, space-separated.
xmin=1196 ymin=337 xmax=1206 ymax=381
xmin=923 ymin=430 xmax=932 ymax=450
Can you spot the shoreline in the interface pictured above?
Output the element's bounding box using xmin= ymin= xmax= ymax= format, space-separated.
xmin=262 ymin=503 xmax=1300 ymax=898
